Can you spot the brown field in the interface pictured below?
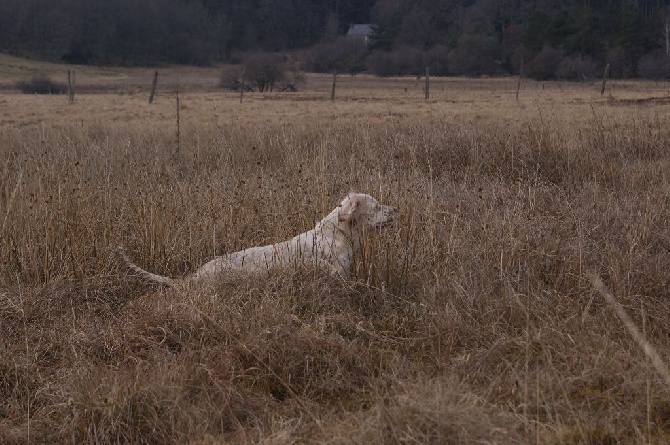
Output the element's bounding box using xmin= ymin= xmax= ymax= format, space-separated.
xmin=2 ymin=57 xmax=670 ymax=444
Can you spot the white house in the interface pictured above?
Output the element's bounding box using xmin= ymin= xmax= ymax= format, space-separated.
xmin=346 ymin=24 xmax=373 ymax=46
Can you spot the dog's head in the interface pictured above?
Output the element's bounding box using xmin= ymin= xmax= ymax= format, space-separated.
xmin=337 ymin=193 xmax=397 ymax=228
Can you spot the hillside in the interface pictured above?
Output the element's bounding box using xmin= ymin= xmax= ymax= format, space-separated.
xmin=1 ymin=0 xmax=669 ymax=78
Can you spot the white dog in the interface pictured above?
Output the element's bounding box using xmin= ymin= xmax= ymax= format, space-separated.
xmin=118 ymin=193 xmax=397 ymax=286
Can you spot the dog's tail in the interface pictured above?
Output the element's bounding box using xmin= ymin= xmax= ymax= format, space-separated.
xmin=115 ymin=245 xmax=175 ymax=287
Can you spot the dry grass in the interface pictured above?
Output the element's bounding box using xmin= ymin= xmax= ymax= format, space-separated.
xmin=1 ymin=70 xmax=670 ymax=444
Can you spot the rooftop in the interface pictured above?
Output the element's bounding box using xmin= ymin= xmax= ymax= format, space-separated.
xmin=347 ymin=24 xmax=373 ymax=37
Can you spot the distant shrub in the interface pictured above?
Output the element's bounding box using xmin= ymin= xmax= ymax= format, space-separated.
xmin=501 ymin=24 xmax=525 ymax=72
xmin=276 ymin=70 xmax=305 ymax=92
xmin=365 ymin=45 xmax=449 ymax=77
xmin=556 ymin=55 xmax=598 ymax=81
xmin=529 ymin=45 xmax=563 ymax=80
xmin=244 ymin=53 xmax=287 ymax=92
xmin=422 ymin=45 xmax=449 ymax=76
xmin=447 ymin=34 xmax=502 ymax=76
xmin=607 ymin=47 xmax=634 ymax=79
xmin=637 ymin=50 xmax=670 ymax=79
xmin=220 ymin=55 xmax=304 ymax=92
xmin=17 ymin=76 xmax=67 ymax=94
xmin=219 ymin=66 xmax=248 ymax=91
xmin=366 ymin=50 xmax=398 ymax=76
xmin=366 ymin=46 xmax=422 ymax=77
xmin=393 ymin=46 xmax=423 ymax=76
xmin=304 ymin=37 xmax=367 ymax=74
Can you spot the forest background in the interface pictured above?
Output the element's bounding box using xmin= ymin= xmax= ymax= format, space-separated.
xmin=2 ymin=0 xmax=670 ymax=80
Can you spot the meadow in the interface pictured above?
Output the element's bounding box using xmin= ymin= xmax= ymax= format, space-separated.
xmin=1 ymin=61 xmax=670 ymax=444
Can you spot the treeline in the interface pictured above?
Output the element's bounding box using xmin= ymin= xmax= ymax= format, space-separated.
xmin=362 ymin=0 xmax=670 ymax=79
xmin=1 ymin=0 xmax=669 ymax=79
xmin=0 ymin=0 xmax=374 ymax=65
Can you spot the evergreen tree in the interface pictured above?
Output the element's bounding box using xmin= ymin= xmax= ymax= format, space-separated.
xmin=0 ymin=0 xmax=666 ymax=78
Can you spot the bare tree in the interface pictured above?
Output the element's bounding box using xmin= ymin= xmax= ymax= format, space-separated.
xmin=663 ymin=8 xmax=670 ymax=61
xmin=244 ymin=53 xmax=286 ymax=92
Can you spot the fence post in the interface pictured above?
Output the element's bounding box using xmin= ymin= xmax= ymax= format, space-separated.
xmin=68 ymin=70 xmax=75 ymax=104
xmin=175 ymin=82 xmax=181 ymax=153
xmin=239 ymin=68 xmax=246 ymax=104
xmin=331 ymin=70 xmax=337 ymax=101
xmin=149 ymin=71 xmax=158 ymax=103
xmin=516 ymin=58 xmax=524 ymax=101
xmin=424 ymin=67 xmax=430 ymax=102
xmin=600 ymin=63 xmax=610 ymax=95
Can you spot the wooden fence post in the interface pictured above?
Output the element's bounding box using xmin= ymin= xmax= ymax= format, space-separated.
xmin=600 ymin=63 xmax=610 ymax=95
xmin=239 ymin=68 xmax=246 ymax=104
xmin=516 ymin=58 xmax=524 ymax=101
xmin=424 ymin=67 xmax=430 ymax=102
xmin=331 ymin=70 xmax=337 ymax=101
xmin=68 ymin=70 xmax=75 ymax=104
xmin=149 ymin=70 xmax=158 ymax=103
xmin=175 ymin=82 xmax=181 ymax=153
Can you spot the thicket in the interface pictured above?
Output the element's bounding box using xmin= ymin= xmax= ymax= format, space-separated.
xmin=220 ymin=53 xmax=305 ymax=92
xmin=16 ymin=76 xmax=67 ymax=94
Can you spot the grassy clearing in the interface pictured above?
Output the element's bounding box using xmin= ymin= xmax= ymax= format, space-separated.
xmin=0 ymin=53 xmax=123 ymax=84
xmin=1 ymin=76 xmax=670 ymax=444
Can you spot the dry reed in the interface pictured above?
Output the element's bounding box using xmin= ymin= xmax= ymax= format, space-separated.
xmin=1 ymin=78 xmax=670 ymax=444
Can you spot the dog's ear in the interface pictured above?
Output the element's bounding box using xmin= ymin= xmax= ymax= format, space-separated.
xmin=338 ymin=197 xmax=361 ymax=223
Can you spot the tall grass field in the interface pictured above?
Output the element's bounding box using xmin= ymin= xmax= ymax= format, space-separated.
xmin=1 ymin=70 xmax=670 ymax=444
